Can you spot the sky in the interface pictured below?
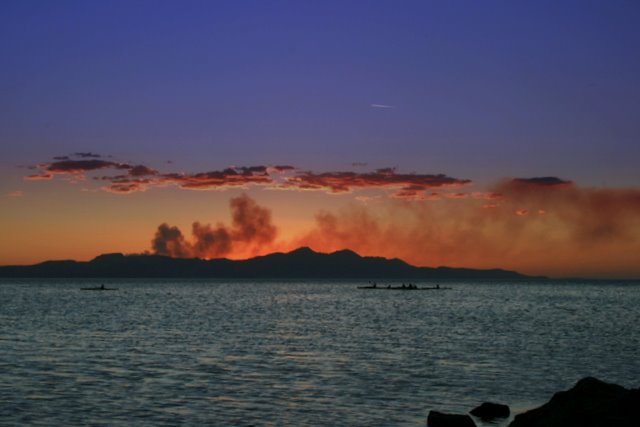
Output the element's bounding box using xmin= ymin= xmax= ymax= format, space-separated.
xmin=1 ymin=1 xmax=639 ymax=278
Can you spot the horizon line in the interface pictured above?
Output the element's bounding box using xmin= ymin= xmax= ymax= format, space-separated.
xmin=2 ymin=246 xmax=639 ymax=281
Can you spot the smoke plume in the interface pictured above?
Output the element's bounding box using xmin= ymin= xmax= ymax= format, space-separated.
xmin=149 ymin=183 xmax=640 ymax=278
xmin=151 ymin=194 xmax=277 ymax=259
xmin=152 ymin=224 xmax=192 ymax=258
xmin=293 ymin=181 xmax=640 ymax=278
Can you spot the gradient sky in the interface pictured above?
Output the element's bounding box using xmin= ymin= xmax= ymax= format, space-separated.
xmin=1 ymin=1 xmax=639 ymax=278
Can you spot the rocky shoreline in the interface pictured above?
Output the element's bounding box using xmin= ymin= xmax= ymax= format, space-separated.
xmin=427 ymin=377 xmax=639 ymax=427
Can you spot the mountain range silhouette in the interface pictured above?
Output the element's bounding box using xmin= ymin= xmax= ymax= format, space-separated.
xmin=0 ymin=247 xmax=543 ymax=280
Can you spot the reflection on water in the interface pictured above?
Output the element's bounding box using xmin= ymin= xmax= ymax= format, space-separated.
xmin=1 ymin=279 xmax=639 ymax=426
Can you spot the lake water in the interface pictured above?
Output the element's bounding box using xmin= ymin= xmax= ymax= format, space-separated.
xmin=1 ymin=279 xmax=639 ymax=426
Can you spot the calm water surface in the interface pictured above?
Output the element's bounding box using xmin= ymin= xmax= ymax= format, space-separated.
xmin=1 ymin=279 xmax=639 ymax=426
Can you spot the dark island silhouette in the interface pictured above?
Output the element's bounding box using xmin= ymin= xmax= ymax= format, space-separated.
xmin=0 ymin=247 xmax=543 ymax=280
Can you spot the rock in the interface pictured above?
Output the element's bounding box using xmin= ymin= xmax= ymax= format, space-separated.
xmin=470 ymin=402 xmax=510 ymax=419
xmin=509 ymin=377 xmax=640 ymax=427
xmin=427 ymin=410 xmax=476 ymax=427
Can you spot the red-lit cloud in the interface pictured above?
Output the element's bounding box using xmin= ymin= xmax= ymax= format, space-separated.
xmin=281 ymin=168 xmax=471 ymax=194
xmin=26 ymin=154 xmax=283 ymax=193
xmin=128 ymin=165 xmax=158 ymax=177
xmin=25 ymin=154 xmax=473 ymax=198
xmin=270 ymin=165 xmax=296 ymax=173
xmin=25 ymin=173 xmax=53 ymax=181
xmin=47 ymin=159 xmax=125 ymax=174
xmin=511 ymin=177 xmax=572 ymax=187
xmin=98 ymin=167 xmax=277 ymax=193
xmin=52 ymin=153 xmax=101 ymax=160
xmin=157 ymin=167 xmax=273 ymax=190
xmin=102 ymin=180 xmax=153 ymax=194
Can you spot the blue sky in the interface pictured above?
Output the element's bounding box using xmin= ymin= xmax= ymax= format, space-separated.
xmin=2 ymin=0 xmax=639 ymax=184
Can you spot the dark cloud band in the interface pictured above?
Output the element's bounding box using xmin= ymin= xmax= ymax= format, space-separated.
xmin=25 ymin=153 xmax=472 ymax=197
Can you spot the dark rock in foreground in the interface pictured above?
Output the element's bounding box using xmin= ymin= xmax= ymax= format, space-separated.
xmin=509 ymin=377 xmax=640 ymax=427
xmin=470 ymin=402 xmax=510 ymax=419
xmin=427 ymin=410 xmax=476 ymax=427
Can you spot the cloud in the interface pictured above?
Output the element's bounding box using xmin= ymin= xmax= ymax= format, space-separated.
xmin=26 ymin=154 xmax=472 ymax=199
xmin=151 ymin=194 xmax=277 ymax=259
xmin=102 ymin=180 xmax=152 ymax=194
xmin=510 ymin=177 xmax=573 ymax=187
xmin=6 ymin=190 xmax=23 ymax=197
xmin=128 ymin=165 xmax=158 ymax=177
xmin=27 ymin=153 xmax=284 ymax=193
xmin=47 ymin=159 xmax=125 ymax=174
xmin=73 ymin=152 xmax=102 ymax=158
xmin=154 ymin=167 xmax=273 ymax=191
xmin=105 ymin=164 xmax=289 ymax=193
xmin=282 ymin=169 xmax=471 ymax=194
xmin=269 ymin=165 xmax=296 ymax=172
xmin=370 ymin=104 xmax=396 ymax=109
xmin=27 ymin=153 xmax=152 ymax=179
xmin=24 ymin=173 xmax=53 ymax=181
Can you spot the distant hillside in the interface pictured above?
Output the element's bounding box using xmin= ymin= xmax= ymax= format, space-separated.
xmin=0 ymin=247 xmax=542 ymax=280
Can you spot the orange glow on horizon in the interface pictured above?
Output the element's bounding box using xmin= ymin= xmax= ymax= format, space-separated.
xmin=2 ymin=177 xmax=640 ymax=279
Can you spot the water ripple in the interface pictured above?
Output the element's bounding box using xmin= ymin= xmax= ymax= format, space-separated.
xmin=1 ymin=279 xmax=639 ymax=426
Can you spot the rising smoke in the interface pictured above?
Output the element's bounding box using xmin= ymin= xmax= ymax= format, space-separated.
xmin=150 ymin=184 xmax=640 ymax=278
xmin=151 ymin=194 xmax=277 ymax=259
xmin=293 ymin=181 xmax=640 ymax=278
